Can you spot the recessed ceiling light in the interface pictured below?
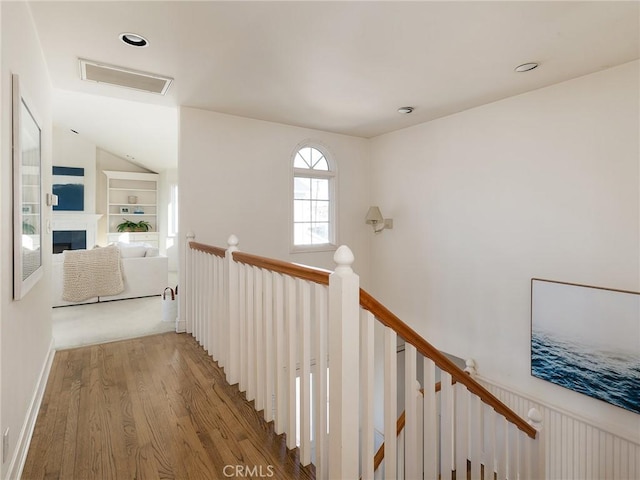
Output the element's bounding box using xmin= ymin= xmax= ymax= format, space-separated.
xmin=119 ymin=32 xmax=149 ymax=48
xmin=514 ymin=62 xmax=539 ymax=73
xmin=398 ymin=106 xmax=414 ymax=114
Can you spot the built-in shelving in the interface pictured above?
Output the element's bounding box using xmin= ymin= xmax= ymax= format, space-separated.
xmin=104 ymin=170 xmax=159 ymax=247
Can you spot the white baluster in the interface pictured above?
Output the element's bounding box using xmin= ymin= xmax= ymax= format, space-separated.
xmin=206 ymin=254 xmax=216 ymax=355
xmin=423 ymin=357 xmax=438 ymax=480
xmin=528 ymin=408 xmax=544 ymax=480
xmin=383 ymin=326 xmax=397 ymax=480
xmin=495 ymin=415 xmax=508 ymax=479
xmin=263 ymin=270 xmax=274 ymax=422
xmin=285 ymin=275 xmax=297 ymax=450
xmin=414 ymin=380 xmax=424 ymax=480
xmin=483 ymin=403 xmax=497 ymax=479
xmin=195 ymin=249 xmax=203 ymax=345
xmin=507 ymin=422 xmax=518 ymax=479
xmin=194 ymin=249 xmax=200 ymax=341
xmin=212 ymin=257 xmax=224 ymax=360
xmin=254 ymin=266 xmax=264 ymax=410
xmin=274 ymin=273 xmax=286 ymax=435
xmin=238 ymin=263 xmax=247 ymax=392
xmin=328 ymin=246 xmax=360 ymax=480
xmin=245 ymin=266 xmax=255 ymax=401
xmin=469 ymin=394 xmax=482 ymax=480
xmin=185 ymin=232 xmax=195 ymax=334
xmin=299 ymin=279 xmax=312 ymax=466
xmin=313 ymin=284 xmax=328 ymax=480
xmin=440 ymin=371 xmax=454 ymax=480
xmin=225 ymin=234 xmax=239 ymax=384
xmin=455 ymin=384 xmax=469 ymax=478
xmin=397 ymin=427 xmax=405 ymax=480
xmin=360 ymin=310 xmax=375 ymax=480
xmin=404 ymin=344 xmax=418 ymax=479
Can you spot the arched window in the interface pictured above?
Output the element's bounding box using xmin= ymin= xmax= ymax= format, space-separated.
xmin=292 ymin=145 xmax=336 ymax=250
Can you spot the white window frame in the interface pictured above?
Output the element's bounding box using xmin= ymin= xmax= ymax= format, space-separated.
xmin=290 ymin=142 xmax=337 ymax=253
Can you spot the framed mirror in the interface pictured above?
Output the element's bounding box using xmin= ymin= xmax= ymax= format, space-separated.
xmin=13 ymin=74 xmax=43 ymax=299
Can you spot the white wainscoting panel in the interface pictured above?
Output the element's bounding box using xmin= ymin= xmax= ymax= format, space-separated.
xmin=477 ymin=376 xmax=640 ymax=480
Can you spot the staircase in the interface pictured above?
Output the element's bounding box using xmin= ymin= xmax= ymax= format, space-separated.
xmin=184 ymin=234 xmax=544 ymax=479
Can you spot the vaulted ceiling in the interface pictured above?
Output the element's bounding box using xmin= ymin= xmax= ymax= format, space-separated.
xmin=29 ymin=1 xmax=640 ymax=172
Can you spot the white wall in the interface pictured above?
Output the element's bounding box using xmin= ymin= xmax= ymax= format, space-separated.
xmin=52 ymin=126 xmax=96 ymax=213
xmin=369 ymin=61 xmax=640 ymax=442
xmin=178 ymin=108 xmax=371 ymax=322
xmin=1 ymin=2 xmax=53 ymax=477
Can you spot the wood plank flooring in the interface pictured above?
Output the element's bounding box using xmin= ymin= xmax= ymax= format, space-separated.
xmin=22 ymin=332 xmax=315 ymax=480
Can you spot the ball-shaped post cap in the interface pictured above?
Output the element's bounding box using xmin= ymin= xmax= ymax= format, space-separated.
xmin=464 ymin=358 xmax=477 ymax=376
xmin=333 ymin=245 xmax=354 ymax=273
xmin=527 ymin=407 xmax=543 ymax=426
xmin=227 ymin=234 xmax=239 ymax=248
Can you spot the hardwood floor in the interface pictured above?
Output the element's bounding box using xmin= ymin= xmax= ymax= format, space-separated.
xmin=23 ymin=332 xmax=314 ymax=480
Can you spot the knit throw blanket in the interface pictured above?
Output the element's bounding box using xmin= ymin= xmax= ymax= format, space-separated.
xmin=62 ymin=245 xmax=124 ymax=302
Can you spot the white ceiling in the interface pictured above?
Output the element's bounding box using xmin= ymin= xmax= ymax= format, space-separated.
xmin=29 ymin=1 xmax=640 ymax=173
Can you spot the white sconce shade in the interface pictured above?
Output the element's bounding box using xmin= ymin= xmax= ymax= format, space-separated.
xmin=365 ymin=206 xmax=392 ymax=233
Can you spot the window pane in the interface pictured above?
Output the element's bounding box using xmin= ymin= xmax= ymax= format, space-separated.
xmin=294 ymin=200 xmax=311 ymax=222
xmin=312 ymin=200 xmax=329 ymax=222
xmin=299 ymin=147 xmax=313 ymax=168
xmin=294 ymin=177 xmax=310 ymax=199
xmin=312 ymin=156 xmax=329 ymax=171
xmin=311 ymin=223 xmax=329 ymax=243
xmin=310 ymin=148 xmax=322 ymax=168
xmin=311 ymin=178 xmax=329 ymax=200
xmin=294 ymin=152 xmax=309 ymax=169
xmin=294 ymin=223 xmax=312 ymax=245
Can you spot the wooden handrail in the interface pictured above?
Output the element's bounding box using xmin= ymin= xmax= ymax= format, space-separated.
xmin=360 ymin=288 xmax=536 ymax=439
xmin=232 ymin=251 xmax=331 ymax=285
xmin=189 ymin=241 xmax=226 ymax=258
xmin=187 ymin=239 xmax=535 ymax=440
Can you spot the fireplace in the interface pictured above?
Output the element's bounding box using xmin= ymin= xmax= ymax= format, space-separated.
xmin=51 ymin=213 xmax=102 ymax=252
xmin=53 ymin=230 xmax=87 ymax=253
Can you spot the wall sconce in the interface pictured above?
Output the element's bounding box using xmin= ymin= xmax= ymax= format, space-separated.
xmin=365 ymin=206 xmax=393 ymax=233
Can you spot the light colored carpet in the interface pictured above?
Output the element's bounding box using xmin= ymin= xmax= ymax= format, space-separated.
xmin=53 ymin=295 xmax=176 ymax=350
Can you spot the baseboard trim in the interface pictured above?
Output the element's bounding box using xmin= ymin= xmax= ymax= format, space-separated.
xmin=6 ymin=339 xmax=55 ymax=480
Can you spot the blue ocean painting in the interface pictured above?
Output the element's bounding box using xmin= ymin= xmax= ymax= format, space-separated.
xmin=531 ymin=279 xmax=640 ymax=414
xmin=532 ymin=329 xmax=640 ymax=414
xmin=53 ymin=166 xmax=84 ymax=211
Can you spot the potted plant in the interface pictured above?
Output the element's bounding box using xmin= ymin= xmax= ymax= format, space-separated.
xmin=117 ymin=219 xmax=152 ymax=232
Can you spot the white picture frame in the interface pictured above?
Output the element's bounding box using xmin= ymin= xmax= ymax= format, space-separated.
xmin=13 ymin=74 xmax=44 ymax=300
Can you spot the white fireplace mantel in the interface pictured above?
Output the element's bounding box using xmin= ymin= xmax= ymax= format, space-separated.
xmin=52 ymin=213 xmax=102 ymax=249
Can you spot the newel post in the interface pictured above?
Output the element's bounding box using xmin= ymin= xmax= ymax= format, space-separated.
xmin=185 ymin=231 xmax=195 ymax=334
xmin=225 ymin=234 xmax=240 ymax=385
xmin=528 ymin=408 xmax=545 ymax=479
xmin=328 ymin=245 xmax=360 ymax=480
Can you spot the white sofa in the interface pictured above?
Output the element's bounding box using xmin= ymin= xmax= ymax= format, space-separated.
xmin=52 ymin=243 xmax=169 ymax=307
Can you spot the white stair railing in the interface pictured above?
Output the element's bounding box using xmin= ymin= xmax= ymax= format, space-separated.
xmin=184 ymin=234 xmax=544 ymax=479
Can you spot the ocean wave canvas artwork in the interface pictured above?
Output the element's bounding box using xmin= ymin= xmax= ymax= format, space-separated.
xmin=531 ymin=279 xmax=640 ymax=414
